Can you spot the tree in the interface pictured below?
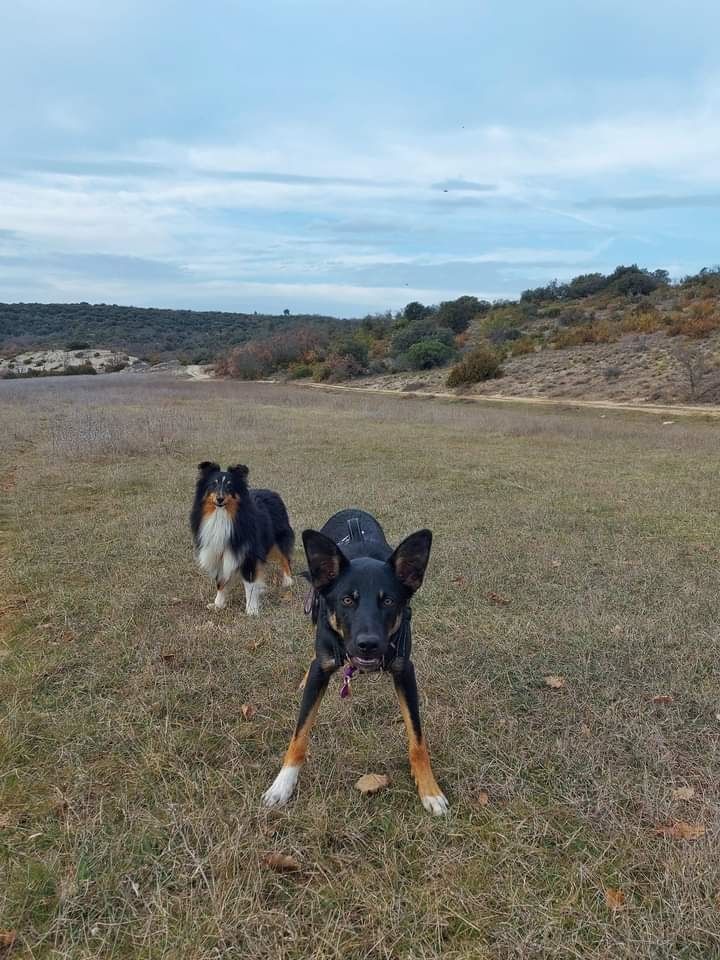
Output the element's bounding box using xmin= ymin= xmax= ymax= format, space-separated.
xmin=405 ymin=338 xmax=456 ymax=370
xmin=403 ymin=301 xmax=433 ymax=324
xmin=283 ymin=308 xmax=290 ymax=316
xmin=672 ymin=344 xmax=720 ymax=401
xmin=391 ymin=318 xmax=454 ymax=356
xmin=436 ymin=296 xmax=490 ymax=333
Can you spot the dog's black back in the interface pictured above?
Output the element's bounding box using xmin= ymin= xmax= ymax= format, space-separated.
xmin=320 ymin=508 xmax=390 ymax=561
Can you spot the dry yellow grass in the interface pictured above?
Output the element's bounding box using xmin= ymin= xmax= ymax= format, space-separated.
xmin=1 ymin=375 xmax=719 ymax=959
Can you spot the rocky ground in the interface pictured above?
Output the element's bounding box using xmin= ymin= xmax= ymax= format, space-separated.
xmin=0 ymin=348 xmax=143 ymax=376
xmin=0 ymin=350 xmax=217 ymax=380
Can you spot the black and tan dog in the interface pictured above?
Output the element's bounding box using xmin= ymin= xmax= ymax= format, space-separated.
xmin=262 ymin=508 xmax=448 ymax=815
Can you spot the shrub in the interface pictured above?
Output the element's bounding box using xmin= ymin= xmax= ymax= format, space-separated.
xmin=104 ymin=360 xmax=128 ymax=373
xmin=551 ymin=321 xmax=620 ymax=349
xmin=315 ymin=354 xmax=364 ymax=383
xmin=404 ymin=338 xmax=456 ymax=370
xmin=510 ymin=336 xmax=536 ymax=356
xmin=446 ymin=344 xmax=503 ymax=387
xmin=62 ymin=362 xmax=97 ymax=376
xmin=286 ymin=362 xmax=314 ymax=379
xmin=391 ymin=319 xmax=454 ymax=355
xmin=667 ymin=314 xmax=720 ymax=339
xmin=620 ymin=309 xmax=664 ymax=334
xmin=65 ymin=340 xmax=91 ymax=350
xmin=367 ymin=359 xmax=387 ymax=375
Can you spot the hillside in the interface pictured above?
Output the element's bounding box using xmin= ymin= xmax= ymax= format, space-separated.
xmin=216 ymin=266 xmax=720 ymax=405
xmin=0 ymin=301 xmax=348 ymax=363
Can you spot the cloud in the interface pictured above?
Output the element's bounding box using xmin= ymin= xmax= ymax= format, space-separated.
xmin=431 ymin=178 xmax=495 ymax=192
xmin=577 ymin=193 xmax=720 ymax=210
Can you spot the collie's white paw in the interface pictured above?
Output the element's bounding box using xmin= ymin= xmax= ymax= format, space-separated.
xmin=245 ymin=601 xmax=260 ymax=616
xmin=282 ymin=574 xmax=294 ymax=588
xmin=261 ymin=766 xmax=300 ymax=808
xmin=421 ymin=793 xmax=449 ymax=816
xmin=207 ymin=597 xmax=226 ymax=611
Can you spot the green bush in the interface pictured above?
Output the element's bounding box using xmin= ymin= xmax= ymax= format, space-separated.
xmin=391 ymin=319 xmax=454 ymax=356
xmin=62 ymin=363 xmax=97 ymax=375
xmin=446 ymin=344 xmax=503 ymax=387
xmin=287 ymin=361 xmax=314 ymax=379
xmin=405 ymin=338 xmax=456 ymax=370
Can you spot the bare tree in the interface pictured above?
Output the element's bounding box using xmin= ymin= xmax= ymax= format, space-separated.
xmin=672 ymin=344 xmax=720 ymax=402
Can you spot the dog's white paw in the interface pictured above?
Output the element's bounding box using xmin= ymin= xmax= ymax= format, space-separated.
xmin=282 ymin=574 xmax=294 ymax=588
xmin=261 ymin=766 xmax=300 ymax=808
xmin=245 ymin=602 xmax=260 ymax=616
xmin=207 ymin=599 xmax=227 ymax=611
xmin=421 ymin=793 xmax=449 ymax=816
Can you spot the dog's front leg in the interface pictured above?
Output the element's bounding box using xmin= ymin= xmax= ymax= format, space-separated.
xmin=262 ymin=657 xmax=336 ymax=807
xmin=240 ymin=556 xmax=266 ymax=616
xmin=393 ymin=660 xmax=448 ymax=816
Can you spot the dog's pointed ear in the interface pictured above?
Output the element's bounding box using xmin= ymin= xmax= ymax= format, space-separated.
xmin=302 ymin=530 xmax=348 ymax=591
xmin=197 ymin=460 xmax=220 ymax=475
xmin=228 ymin=464 xmax=249 ymax=480
xmin=390 ymin=529 xmax=432 ymax=594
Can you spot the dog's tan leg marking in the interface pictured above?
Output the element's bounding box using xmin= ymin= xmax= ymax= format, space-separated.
xmin=283 ymin=685 xmax=327 ymax=768
xmin=395 ymin=686 xmax=447 ymax=814
xmin=268 ymin=545 xmax=294 ymax=587
xmin=262 ymin=659 xmax=335 ymax=808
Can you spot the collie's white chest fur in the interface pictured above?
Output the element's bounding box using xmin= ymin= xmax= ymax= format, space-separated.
xmin=197 ymin=510 xmax=240 ymax=580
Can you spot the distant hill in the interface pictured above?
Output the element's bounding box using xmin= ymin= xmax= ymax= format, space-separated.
xmin=0 ymin=301 xmax=349 ymax=363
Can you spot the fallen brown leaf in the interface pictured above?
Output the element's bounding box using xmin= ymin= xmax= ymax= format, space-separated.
xmin=579 ymin=723 xmax=592 ymax=737
xmin=486 ymin=592 xmax=511 ymax=605
xmin=241 ymin=703 xmax=257 ymax=721
xmin=605 ymin=888 xmax=625 ymax=911
xmin=478 ymin=790 xmax=490 ymax=807
xmin=355 ymin=773 xmax=390 ymax=795
xmin=544 ymin=675 xmax=566 ymax=689
xmin=672 ymin=786 xmax=695 ymax=802
xmin=655 ymin=820 xmax=705 ymax=841
xmin=263 ymin=852 xmax=300 ymax=872
xmin=651 ymin=694 xmax=673 ymax=705
xmin=160 ymin=651 xmax=176 ymax=663
xmin=0 ymin=930 xmax=16 ymax=951
xmin=452 ymin=575 xmax=467 ymax=587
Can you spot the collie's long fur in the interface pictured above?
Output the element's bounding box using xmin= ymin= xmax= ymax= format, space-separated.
xmin=190 ymin=461 xmax=295 ymax=613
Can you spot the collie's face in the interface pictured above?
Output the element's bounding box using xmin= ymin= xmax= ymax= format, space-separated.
xmin=196 ymin=462 xmax=249 ymax=517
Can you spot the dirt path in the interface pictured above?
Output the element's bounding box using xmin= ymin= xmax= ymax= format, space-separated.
xmin=295 ymin=380 xmax=720 ymax=419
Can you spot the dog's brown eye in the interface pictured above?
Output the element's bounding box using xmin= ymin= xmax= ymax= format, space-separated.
xmin=342 ymin=596 xmax=354 ymax=606
xmin=382 ymin=597 xmax=395 ymax=607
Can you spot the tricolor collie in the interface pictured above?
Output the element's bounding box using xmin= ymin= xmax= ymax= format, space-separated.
xmin=190 ymin=461 xmax=294 ymax=614
xmin=262 ymin=508 xmax=448 ymax=815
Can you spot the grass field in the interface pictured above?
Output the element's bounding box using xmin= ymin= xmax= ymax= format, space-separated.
xmin=1 ymin=375 xmax=719 ymax=959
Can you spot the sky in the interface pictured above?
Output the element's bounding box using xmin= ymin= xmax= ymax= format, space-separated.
xmin=1 ymin=0 xmax=719 ymax=317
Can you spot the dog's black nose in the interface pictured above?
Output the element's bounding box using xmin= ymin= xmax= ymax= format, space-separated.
xmin=216 ymin=497 xmax=225 ymax=506
xmin=356 ymin=634 xmax=380 ymax=655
